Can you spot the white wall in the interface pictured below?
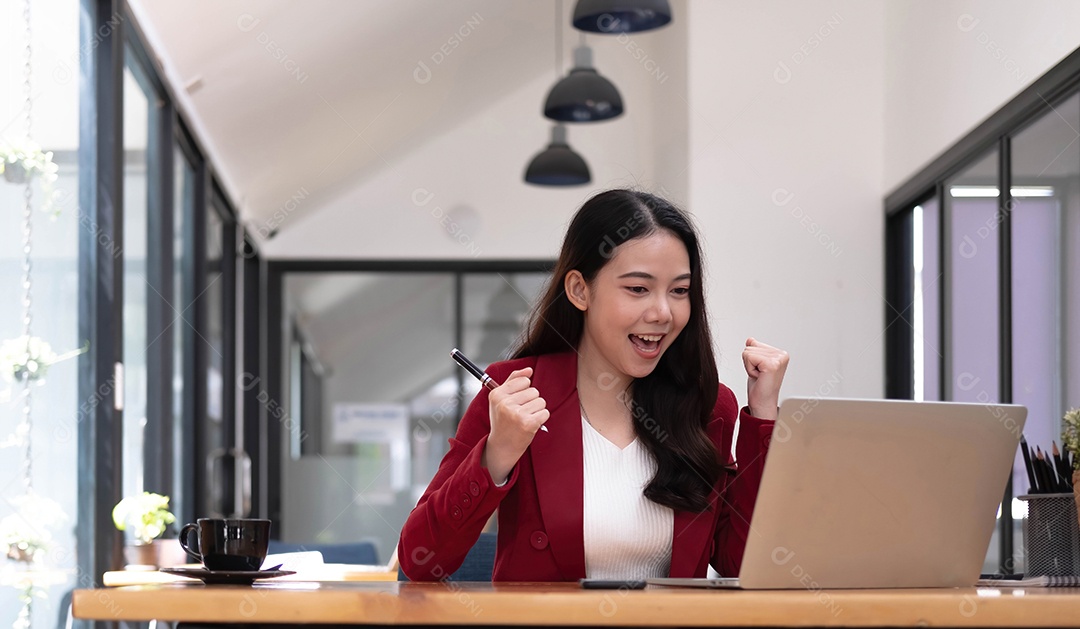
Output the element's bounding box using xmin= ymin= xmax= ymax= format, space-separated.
xmin=648 ymin=2 xmax=690 ymax=205
xmin=884 ymin=0 xmax=1080 ymax=192
xmin=260 ymin=69 xmax=606 ymax=259
xmin=686 ymin=0 xmax=886 ymax=400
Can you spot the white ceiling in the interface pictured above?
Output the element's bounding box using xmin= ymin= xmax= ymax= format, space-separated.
xmin=128 ymin=0 xmax=641 ymax=250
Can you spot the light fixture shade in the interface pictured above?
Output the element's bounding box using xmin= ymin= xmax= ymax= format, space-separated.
xmin=524 ymin=125 xmax=591 ymax=186
xmin=544 ymin=46 xmax=624 ymax=122
xmin=572 ymin=0 xmax=672 ymax=34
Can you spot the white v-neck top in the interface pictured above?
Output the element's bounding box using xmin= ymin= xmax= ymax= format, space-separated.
xmin=581 ymin=415 xmax=674 ymax=579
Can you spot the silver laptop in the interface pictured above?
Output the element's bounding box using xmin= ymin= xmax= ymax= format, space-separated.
xmin=649 ymin=397 xmax=1026 ymax=589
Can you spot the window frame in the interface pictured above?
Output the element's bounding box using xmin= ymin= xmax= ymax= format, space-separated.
xmin=124 ymin=27 xmax=175 ymax=509
xmin=884 ymin=46 xmax=1080 ymax=574
xmin=78 ymin=1 xmax=259 ymax=589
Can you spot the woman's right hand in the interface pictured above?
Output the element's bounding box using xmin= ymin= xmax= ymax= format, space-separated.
xmin=482 ymin=367 xmax=549 ymax=484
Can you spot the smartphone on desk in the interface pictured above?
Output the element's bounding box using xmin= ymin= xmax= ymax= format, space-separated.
xmin=579 ymin=578 xmax=647 ymax=589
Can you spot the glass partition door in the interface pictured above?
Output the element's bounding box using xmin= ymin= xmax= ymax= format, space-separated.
xmin=274 ymin=267 xmax=549 ymax=562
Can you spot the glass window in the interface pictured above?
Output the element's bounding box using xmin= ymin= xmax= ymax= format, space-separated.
xmin=462 ymin=273 xmax=549 ymax=366
xmin=280 ymin=272 xmax=454 ymax=559
xmin=122 ymin=59 xmax=151 ymax=502
xmin=205 ymin=205 xmax=227 ymax=514
xmin=0 ymin=0 xmax=80 ymax=619
xmin=891 ymin=60 xmax=1080 ymax=577
xmin=173 ymin=144 xmax=195 ymax=522
xmin=945 ymin=149 xmax=1001 ymax=406
xmin=913 ymin=196 xmax=941 ymax=402
xmin=1008 ymin=92 xmax=1080 ymax=573
xmin=275 ymin=270 xmax=548 ymax=562
xmin=944 ymin=149 xmax=1001 ymax=573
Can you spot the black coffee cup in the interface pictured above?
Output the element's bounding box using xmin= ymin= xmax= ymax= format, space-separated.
xmin=178 ymin=518 xmax=271 ymax=571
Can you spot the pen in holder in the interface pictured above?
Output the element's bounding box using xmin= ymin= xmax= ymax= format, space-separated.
xmin=1020 ymin=493 xmax=1080 ymax=577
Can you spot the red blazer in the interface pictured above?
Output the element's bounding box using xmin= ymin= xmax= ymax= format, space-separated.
xmin=398 ymin=351 xmax=774 ymax=581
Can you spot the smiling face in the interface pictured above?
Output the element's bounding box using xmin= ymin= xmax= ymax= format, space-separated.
xmin=567 ymin=230 xmax=693 ymax=382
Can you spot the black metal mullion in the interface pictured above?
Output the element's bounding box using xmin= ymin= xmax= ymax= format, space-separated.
xmin=143 ymin=83 xmax=175 ymax=497
xmin=265 ymin=264 xmax=284 ymax=532
xmin=275 ymin=260 xmax=555 ymax=274
xmin=181 ymin=152 xmax=208 ymax=521
xmin=241 ymin=236 xmax=263 ymax=518
xmin=1060 ymin=178 xmax=1074 ymax=462
xmin=884 ymin=210 xmax=915 ymax=400
xmin=941 ymin=183 xmax=953 ymax=403
xmin=77 ymin=0 xmax=125 ymax=613
xmin=201 ymin=196 xmax=238 ymax=516
xmin=173 ymin=138 xmax=194 ymax=527
xmin=220 ymin=207 xmax=237 ymax=452
xmin=936 ymin=183 xmax=947 ymax=402
xmin=998 ymin=138 xmax=1015 ymax=573
xmin=455 ymin=273 xmax=465 ymax=423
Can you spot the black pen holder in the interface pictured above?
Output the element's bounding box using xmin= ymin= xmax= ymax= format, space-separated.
xmin=1020 ymin=494 xmax=1080 ymax=577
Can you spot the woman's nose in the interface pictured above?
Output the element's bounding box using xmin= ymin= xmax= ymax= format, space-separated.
xmin=645 ymin=296 xmax=673 ymax=323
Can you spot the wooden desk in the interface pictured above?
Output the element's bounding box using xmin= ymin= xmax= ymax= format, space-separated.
xmin=73 ymin=581 xmax=1080 ymax=627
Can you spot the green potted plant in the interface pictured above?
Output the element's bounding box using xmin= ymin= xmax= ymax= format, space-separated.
xmin=1063 ymin=408 xmax=1080 ymax=530
xmin=112 ymin=492 xmax=183 ymax=568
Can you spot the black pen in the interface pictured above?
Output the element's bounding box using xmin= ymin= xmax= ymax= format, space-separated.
xmin=1020 ymin=436 xmax=1038 ymax=493
xmin=1052 ymin=442 xmax=1072 ymax=491
xmin=1035 ymin=448 xmax=1055 ymax=494
xmin=449 ymin=349 xmax=548 ymax=433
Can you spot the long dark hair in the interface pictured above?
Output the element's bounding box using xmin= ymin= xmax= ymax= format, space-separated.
xmin=512 ymin=189 xmax=721 ymax=513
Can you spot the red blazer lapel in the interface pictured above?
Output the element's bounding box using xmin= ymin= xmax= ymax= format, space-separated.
xmin=527 ymin=352 xmax=587 ymax=580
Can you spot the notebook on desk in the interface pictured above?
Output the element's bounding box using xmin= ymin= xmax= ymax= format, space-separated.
xmin=649 ymin=397 xmax=1027 ymax=590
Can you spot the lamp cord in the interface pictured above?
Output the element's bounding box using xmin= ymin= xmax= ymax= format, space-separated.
xmin=555 ymin=0 xmax=562 ymax=78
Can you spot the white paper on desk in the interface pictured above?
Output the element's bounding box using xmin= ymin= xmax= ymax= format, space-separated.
xmin=262 ymin=551 xmax=324 ymax=571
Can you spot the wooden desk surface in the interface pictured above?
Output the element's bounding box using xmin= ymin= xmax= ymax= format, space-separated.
xmin=73 ymin=581 xmax=1080 ymax=627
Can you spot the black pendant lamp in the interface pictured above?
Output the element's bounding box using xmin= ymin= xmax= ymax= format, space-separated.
xmin=544 ymin=46 xmax=623 ymax=122
xmin=572 ymin=0 xmax=672 ymax=34
xmin=524 ymin=124 xmax=591 ymax=186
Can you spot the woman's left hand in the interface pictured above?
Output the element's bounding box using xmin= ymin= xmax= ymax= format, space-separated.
xmin=742 ymin=337 xmax=789 ymax=420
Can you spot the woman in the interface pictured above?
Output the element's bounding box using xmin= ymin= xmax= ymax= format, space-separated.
xmin=398 ymin=189 xmax=789 ymax=581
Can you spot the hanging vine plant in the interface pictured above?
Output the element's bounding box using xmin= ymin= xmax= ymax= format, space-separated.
xmin=0 ymin=141 xmax=60 ymax=216
xmin=0 ymin=493 xmax=65 ymax=564
xmin=0 ymin=336 xmax=57 ymax=385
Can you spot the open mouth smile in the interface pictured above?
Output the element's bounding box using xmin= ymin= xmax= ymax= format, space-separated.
xmin=628 ymin=333 xmax=665 ymax=357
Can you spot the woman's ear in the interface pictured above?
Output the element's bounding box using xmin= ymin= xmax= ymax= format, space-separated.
xmin=564 ymin=270 xmax=588 ymax=312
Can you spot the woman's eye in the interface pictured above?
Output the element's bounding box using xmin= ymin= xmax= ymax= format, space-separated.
xmin=627 ymin=286 xmax=647 ymax=294
xmin=672 ymin=287 xmax=690 ymax=296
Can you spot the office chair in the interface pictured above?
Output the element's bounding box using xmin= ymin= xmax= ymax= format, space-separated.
xmin=397 ymin=531 xmax=497 ymax=582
